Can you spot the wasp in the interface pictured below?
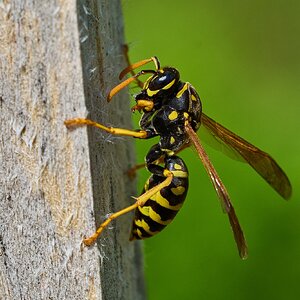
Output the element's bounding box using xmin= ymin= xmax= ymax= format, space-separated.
xmin=65 ymin=54 xmax=292 ymax=259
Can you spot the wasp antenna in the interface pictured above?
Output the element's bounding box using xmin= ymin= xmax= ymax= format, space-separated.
xmin=119 ymin=58 xmax=153 ymax=79
xmin=152 ymin=56 xmax=160 ymax=70
xmin=108 ymin=70 xmax=156 ymax=102
xmin=119 ymin=57 xmax=159 ymax=80
xmin=107 ymin=76 xmax=138 ymax=102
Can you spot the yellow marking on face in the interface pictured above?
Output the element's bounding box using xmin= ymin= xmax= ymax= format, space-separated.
xmin=183 ymin=112 xmax=189 ymax=119
xmin=174 ymin=163 xmax=182 ymax=170
xmin=143 ymin=76 xmax=152 ymax=90
xmin=171 ymin=186 xmax=186 ymax=196
xmin=171 ymin=170 xmax=188 ymax=178
xmin=162 ymin=78 xmax=176 ymax=90
xmin=168 ymin=111 xmax=178 ymax=120
xmin=152 ymin=192 xmax=183 ymax=211
xmin=138 ymin=206 xmax=172 ymax=225
xmin=147 ymin=88 xmax=160 ymax=97
xmin=176 ymin=83 xmax=188 ymax=98
xmin=170 ymin=136 xmax=175 ymax=144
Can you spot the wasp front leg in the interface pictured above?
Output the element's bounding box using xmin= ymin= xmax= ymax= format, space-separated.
xmin=64 ymin=118 xmax=149 ymax=139
xmin=131 ymin=100 xmax=154 ymax=112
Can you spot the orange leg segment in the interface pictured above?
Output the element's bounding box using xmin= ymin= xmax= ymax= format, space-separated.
xmin=64 ymin=118 xmax=147 ymax=139
xmin=83 ymin=170 xmax=173 ymax=246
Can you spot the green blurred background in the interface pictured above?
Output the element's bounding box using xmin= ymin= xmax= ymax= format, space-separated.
xmin=122 ymin=1 xmax=300 ymax=299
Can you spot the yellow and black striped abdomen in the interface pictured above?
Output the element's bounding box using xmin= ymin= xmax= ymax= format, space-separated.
xmin=130 ymin=156 xmax=188 ymax=240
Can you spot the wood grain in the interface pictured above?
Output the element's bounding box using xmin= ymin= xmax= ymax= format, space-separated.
xmin=0 ymin=1 xmax=145 ymax=299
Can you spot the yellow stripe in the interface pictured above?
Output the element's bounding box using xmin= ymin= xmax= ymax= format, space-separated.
xmin=136 ymin=228 xmax=143 ymax=238
xmin=135 ymin=219 xmax=150 ymax=231
xmin=150 ymin=208 xmax=172 ymax=225
xmin=171 ymin=170 xmax=188 ymax=178
xmin=138 ymin=206 xmax=172 ymax=225
xmin=152 ymin=192 xmax=183 ymax=211
xmin=134 ymin=219 xmax=158 ymax=235
xmin=162 ymin=79 xmax=176 ymax=90
xmin=171 ymin=186 xmax=186 ymax=195
xmin=174 ymin=163 xmax=182 ymax=170
xmin=138 ymin=205 xmax=149 ymax=216
xmin=176 ymin=83 xmax=188 ymax=98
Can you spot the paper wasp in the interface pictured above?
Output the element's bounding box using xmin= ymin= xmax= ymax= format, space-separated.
xmin=65 ymin=54 xmax=291 ymax=259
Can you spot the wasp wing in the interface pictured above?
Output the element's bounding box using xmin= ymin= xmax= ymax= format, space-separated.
xmin=201 ymin=113 xmax=292 ymax=200
xmin=185 ymin=124 xmax=248 ymax=259
xmin=198 ymin=121 xmax=244 ymax=162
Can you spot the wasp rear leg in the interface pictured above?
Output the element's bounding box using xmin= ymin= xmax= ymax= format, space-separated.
xmin=126 ymin=162 xmax=147 ymax=179
xmin=83 ymin=170 xmax=173 ymax=246
xmin=64 ymin=118 xmax=148 ymax=139
xmin=126 ymin=144 xmax=168 ymax=179
xmin=126 ymin=157 xmax=166 ymax=179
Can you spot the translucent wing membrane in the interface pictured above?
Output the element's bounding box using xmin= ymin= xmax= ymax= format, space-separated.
xmin=201 ymin=114 xmax=292 ymax=200
xmin=185 ymin=124 xmax=248 ymax=259
xmin=198 ymin=122 xmax=244 ymax=162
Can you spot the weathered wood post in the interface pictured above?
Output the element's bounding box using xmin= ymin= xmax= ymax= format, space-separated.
xmin=0 ymin=1 xmax=146 ymax=299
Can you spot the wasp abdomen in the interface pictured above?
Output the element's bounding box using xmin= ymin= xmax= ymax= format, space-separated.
xmin=130 ymin=156 xmax=189 ymax=240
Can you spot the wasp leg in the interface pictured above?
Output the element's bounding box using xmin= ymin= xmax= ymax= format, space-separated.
xmin=64 ymin=118 xmax=147 ymax=139
xmin=131 ymin=100 xmax=154 ymax=112
xmin=126 ymin=158 xmax=165 ymax=179
xmin=127 ymin=143 xmax=165 ymax=179
xmin=126 ymin=142 xmax=192 ymax=179
xmin=126 ymin=162 xmax=147 ymax=179
xmin=122 ymin=44 xmax=146 ymax=88
xmin=126 ymin=160 xmax=166 ymax=179
xmin=83 ymin=170 xmax=174 ymax=246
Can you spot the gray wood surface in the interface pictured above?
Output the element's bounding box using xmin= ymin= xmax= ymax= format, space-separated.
xmin=0 ymin=1 xmax=146 ymax=299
